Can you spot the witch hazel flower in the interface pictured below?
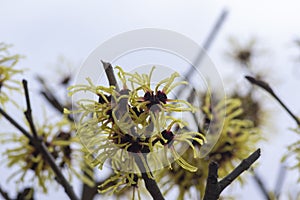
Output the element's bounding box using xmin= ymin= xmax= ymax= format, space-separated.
xmin=68 ymin=66 xmax=206 ymax=196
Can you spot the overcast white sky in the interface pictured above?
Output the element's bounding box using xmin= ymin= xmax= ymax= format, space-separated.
xmin=1 ymin=0 xmax=300 ymax=199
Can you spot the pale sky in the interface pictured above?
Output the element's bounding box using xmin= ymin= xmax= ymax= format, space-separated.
xmin=1 ymin=0 xmax=300 ymax=199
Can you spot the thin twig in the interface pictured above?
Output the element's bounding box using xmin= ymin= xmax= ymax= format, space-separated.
xmin=36 ymin=142 xmax=79 ymax=200
xmin=40 ymin=91 xmax=65 ymax=113
xmin=219 ymin=149 xmax=261 ymax=191
xmin=176 ymin=9 xmax=228 ymax=99
xmin=245 ymin=76 xmax=300 ymax=126
xmin=184 ymin=9 xmax=229 ymax=80
xmin=0 ymin=185 xmax=11 ymax=200
xmin=101 ymin=60 xmax=119 ymax=91
xmin=36 ymin=75 xmax=64 ymax=113
xmin=37 ymin=76 xmax=91 ymax=199
xmin=36 ymin=76 xmax=73 ymax=121
xmin=22 ymin=80 xmax=38 ymax=138
xmin=22 ymin=80 xmax=78 ymax=199
xmin=203 ymin=149 xmax=261 ymax=200
xmin=37 ymin=77 xmax=94 ymax=199
xmin=0 ymin=107 xmax=32 ymax=139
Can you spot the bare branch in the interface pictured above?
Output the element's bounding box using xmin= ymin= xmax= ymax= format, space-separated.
xmin=22 ymin=80 xmax=38 ymax=138
xmin=101 ymin=60 xmax=120 ymax=91
xmin=36 ymin=141 xmax=79 ymax=200
xmin=0 ymin=107 xmax=32 ymax=139
xmin=219 ymin=149 xmax=261 ymax=191
xmin=245 ymin=76 xmax=300 ymax=126
xmin=184 ymin=9 xmax=229 ymax=81
xmin=36 ymin=76 xmax=73 ymax=121
xmin=36 ymin=75 xmax=65 ymax=113
xmin=176 ymin=9 xmax=229 ymax=99
xmin=40 ymin=91 xmax=65 ymax=113
xmin=203 ymin=162 xmax=220 ymax=200
xmin=203 ymin=149 xmax=261 ymax=200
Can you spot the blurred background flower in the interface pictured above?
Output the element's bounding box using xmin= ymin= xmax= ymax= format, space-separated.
xmin=0 ymin=43 xmax=23 ymax=106
xmin=158 ymin=93 xmax=261 ymax=199
xmin=1 ymin=118 xmax=94 ymax=193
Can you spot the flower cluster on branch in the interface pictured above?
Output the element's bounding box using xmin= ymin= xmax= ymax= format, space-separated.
xmin=68 ymin=66 xmax=206 ymax=198
xmin=158 ymin=91 xmax=261 ymax=199
xmin=0 ymin=43 xmax=23 ymax=106
xmin=1 ymin=118 xmax=94 ymax=193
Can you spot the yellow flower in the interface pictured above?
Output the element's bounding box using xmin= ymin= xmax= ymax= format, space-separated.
xmin=0 ymin=43 xmax=23 ymax=106
xmin=206 ymin=97 xmax=260 ymax=178
xmin=158 ymin=92 xmax=261 ymax=199
xmin=69 ymin=66 xmax=206 ymax=196
xmin=231 ymin=91 xmax=266 ymax=127
xmin=116 ymin=66 xmax=195 ymax=113
xmin=98 ymin=158 xmax=142 ymax=200
xmin=158 ymin=148 xmax=209 ymax=199
xmin=1 ymin=118 xmax=94 ymax=193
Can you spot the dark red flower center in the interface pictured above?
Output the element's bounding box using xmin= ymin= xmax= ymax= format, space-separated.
xmin=143 ymin=90 xmax=167 ymax=109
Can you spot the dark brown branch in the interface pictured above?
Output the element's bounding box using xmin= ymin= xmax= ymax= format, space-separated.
xmin=22 ymin=80 xmax=38 ymax=138
xmin=36 ymin=76 xmax=73 ymax=121
xmin=101 ymin=60 xmax=119 ymax=91
xmin=134 ymin=154 xmax=165 ymax=200
xmin=0 ymin=107 xmax=32 ymax=139
xmin=36 ymin=142 xmax=79 ymax=200
xmin=36 ymin=75 xmax=64 ymax=113
xmin=0 ymin=185 xmax=11 ymax=200
xmin=40 ymin=91 xmax=65 ymax=113
xmin=81 ymin=164 xmax=97 ymax=200
xmin=203 ymin=162 xmax=220 ymax=200
xmin=81 ymin=182 xmax=98 ymax=200
xmin=219 ymin=148 xmax=261 ymax=191
xmin=37 ymin=77 xmax=91 ymax=199
xmin=203 ymin=149 xmax=261 ymax=200
xmin=22 ymin=80 xmax=78 ymax=199
xmin=245 ymin=76 xmax=300 ymax=126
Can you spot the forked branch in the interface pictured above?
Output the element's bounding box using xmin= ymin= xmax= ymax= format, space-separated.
xmin=204 ymin=149 xmax=261 ymax=200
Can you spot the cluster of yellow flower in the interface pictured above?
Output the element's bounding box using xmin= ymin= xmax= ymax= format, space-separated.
xmin=0 ymin=43 xmax=23 ymax=106
xmin=158 ymin=92 xmax=261 ymax=199
xmin=1 ymin=119 xmax=94 ymax=193
xmin=68 ymin=66 xmax=206 ymax=197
